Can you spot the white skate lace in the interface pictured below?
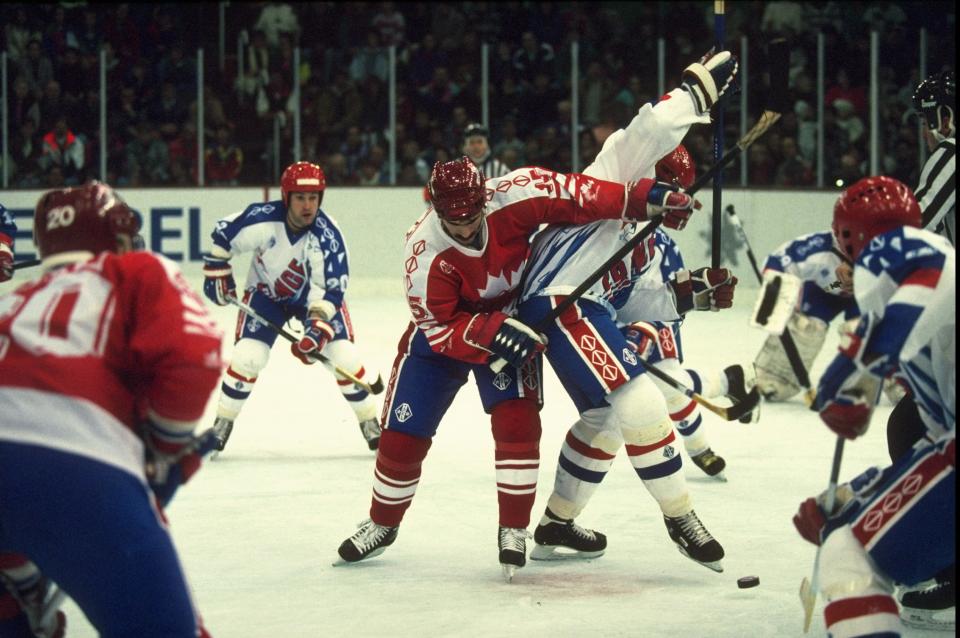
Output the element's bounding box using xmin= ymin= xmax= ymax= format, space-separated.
xmin=569 ymin=522 xmax=598 ymax=541
xmin=351 ymin=519 xmax=393 ymax=551
xmin=677 ymin=512 xmax=714 ymax=547
xmin=499 ymin=527 xmax=531 ymax=552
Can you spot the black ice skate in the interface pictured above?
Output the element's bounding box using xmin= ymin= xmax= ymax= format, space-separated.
xmin=498 ymin=526 xmax=531 ymax=582
xmin=663 ymin=510 xmax=724 ymax=572
xmin=899 ymin=567 xmax=955 ymax=631
xmin=337 ymin=519 xmax=398 ymax=564
xmin=209 ymin=417 xmax=234 ymax=460
xmin=724 ymin=364 xmax=761 ymax=424
xmin=690 ymin=448 xmax=727 ymax=482
xmin=530 ymin=518 xmax=607 ymax=561
xmin=358 ymin=418 xmax=382 ymax=451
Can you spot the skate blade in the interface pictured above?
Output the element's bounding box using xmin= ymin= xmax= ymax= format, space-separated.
xmin=501 ymin=563 xmax=520 ymax=583
xmin=900 ymin=608 xmax=955 ymax=631
xmin=799 ymin=576 xmax=816 ymax=633
xmin=677 ymin=546 xmax=723 ymax=573
xmin=209 ymin=450 xmax=222 ymax=461
xmin=332 ymin=546 xmax=387 ymax=567
xmin=709 ymin=470 xmax=728 ymax=482
xmin=529 ymin=544 xmax=605 ymax=561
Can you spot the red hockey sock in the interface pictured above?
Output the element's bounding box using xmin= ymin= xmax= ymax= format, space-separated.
xmin=369 ymin=429 xmax=432 ymax=527
xmin=491 ymin=399 xmax=541 ymax=528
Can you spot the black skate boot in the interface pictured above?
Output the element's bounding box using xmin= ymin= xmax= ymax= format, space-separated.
xmin=664 ymin=510 xmax=724 ymax=572
xmin=690 ymin=448 xmax=727 ymax=481
xmin=531 ymin=514 xmax=607 ymax=561
xmin=899 ymin=565 xmax=955 ymax=631
xmin=724 ymin=364 xmax=761 ymax=423
xmin=498 ymin=526 xmax=531 ymax=582
xmin=337 ymin=519 xmax=398 ymax=563
xmin=358 ymin=418 xmax=382 ymax=450
xmin=209 ymin=417 xmax=234 ymax=460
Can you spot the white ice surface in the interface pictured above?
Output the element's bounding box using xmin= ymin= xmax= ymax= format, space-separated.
xmin=54 ymin=282 xmax=952 ymax=638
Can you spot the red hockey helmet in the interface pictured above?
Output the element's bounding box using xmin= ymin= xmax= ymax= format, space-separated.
xmin=832 ymin=176 xmax=921 ymax=261
xmin=33 ymin=182 xmax=140 ymax=258
xmin=280 ymin=161 xmax=326 ymax=207
xmin=428 ymin=156 xmax=487 ymax=221
xmin=655 ymin=144 xmax=695 ymax=189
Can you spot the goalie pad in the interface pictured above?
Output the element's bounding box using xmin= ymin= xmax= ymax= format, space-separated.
xmin=754 ymin=313 xmax=827 ymax=401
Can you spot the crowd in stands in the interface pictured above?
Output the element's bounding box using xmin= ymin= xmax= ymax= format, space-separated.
xmin=1 ymin=2 xmax=954 ymax=190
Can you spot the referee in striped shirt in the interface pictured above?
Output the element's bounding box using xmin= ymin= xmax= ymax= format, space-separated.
xmin=913 ymin=70 xmax=955 ymax=245
xmin=462 ymin=123 xmax=512 ymax=178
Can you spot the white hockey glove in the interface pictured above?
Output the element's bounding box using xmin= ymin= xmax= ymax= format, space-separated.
xmin=682 ymin=49 xmax=739 ymax=116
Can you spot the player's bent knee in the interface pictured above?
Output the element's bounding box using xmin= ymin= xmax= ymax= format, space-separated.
xmin=230 ymin=338 xmax=271 ymax=377
xmin=605 ymin=376 xmax=670 ymax=442
xmin=820 ymin=526 xmax=888 ymax=601
xmin=491 ymin=399 xmax=541 ymax=442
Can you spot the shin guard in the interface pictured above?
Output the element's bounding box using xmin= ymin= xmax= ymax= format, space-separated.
xmin=369 ymin=430 xmax=432 ymax=527
xmin=491 ymin=399 xmax=541 ymax=529
xmin=547 ymin=409 xmax=622 ymax=521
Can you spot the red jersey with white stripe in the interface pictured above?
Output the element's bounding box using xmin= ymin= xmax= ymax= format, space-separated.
xmin=403 ymin=167 xmax=632 ymax=364
xmin=0 ymin=251 xmax=223 ymax=479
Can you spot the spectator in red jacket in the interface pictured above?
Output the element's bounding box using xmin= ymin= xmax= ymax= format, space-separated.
xmin=205 ymin=126 xmax=243 ymax=185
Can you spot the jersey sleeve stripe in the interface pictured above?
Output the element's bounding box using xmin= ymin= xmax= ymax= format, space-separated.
xmin=901 ymin=267 xmax=942 ymax=289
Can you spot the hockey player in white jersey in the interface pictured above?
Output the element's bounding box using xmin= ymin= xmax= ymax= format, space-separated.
xmin=517 ymin=49 xmax=746 ymax=571
xmin=793 ymin=175 xmax=955 ymax=637
xmin=203 ymin=161 xmax=384 ymax=453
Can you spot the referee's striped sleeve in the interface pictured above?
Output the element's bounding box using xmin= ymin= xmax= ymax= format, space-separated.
xmin=914 ymin=138 xmax=955 ymax=233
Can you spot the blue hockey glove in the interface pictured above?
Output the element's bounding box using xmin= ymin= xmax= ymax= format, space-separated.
xmin=202 ymin=255 xmax=236 ymax=306
xmin=816 ymin=317 xmax=888 ymax=439
xmin=626 ymin=179 xmax=700 ymax=229
xmin=145 ymin=425 xmax=220 ymax=508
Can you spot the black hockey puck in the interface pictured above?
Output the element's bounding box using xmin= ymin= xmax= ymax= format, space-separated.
xmin=737 ymin=576 xmax=760 ymax=589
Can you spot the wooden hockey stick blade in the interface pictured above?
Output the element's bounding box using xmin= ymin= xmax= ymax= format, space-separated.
xmin=799 ymin=576 xmax=816 ymax=632
xmin=227 ymin=297 xmax=379 ymax=394
xmin=12 ymin=258 xmax=41 ymax=270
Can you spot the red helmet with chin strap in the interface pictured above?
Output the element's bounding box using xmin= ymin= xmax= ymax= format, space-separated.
xmin=428 ymin=156 xmax=487 ymax=221
xmin=655 ymin=144 xmax=695 ymax=189
xmin=33 ymin=181 xmax=140 ymax=258
xmin=280 ymin=161 xmax=326 ymax=207
xmin=832 ymin=175 xmax=921 ymax=261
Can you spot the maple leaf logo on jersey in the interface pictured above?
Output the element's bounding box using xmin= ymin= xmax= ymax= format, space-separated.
xmin=578 ymin=177 xmax=600 ymax=204
xmin=477 ymin=264 xmax=523 ymax=298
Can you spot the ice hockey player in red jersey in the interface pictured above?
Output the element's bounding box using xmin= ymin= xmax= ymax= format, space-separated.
xmin=336 ymin=154 xmax=700 ymax=581
xmin=0 ymin=182 xmax=224 ymax=636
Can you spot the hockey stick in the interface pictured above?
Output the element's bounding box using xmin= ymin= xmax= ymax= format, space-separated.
xmin=489 ymin=107 xmax=784 ymax=375
xmin=727 ymin=205 xmax=817 ymax=407
xmin=12 ymin=258 xmax=41 ymax=270
xmin=639 ymin=354 xmax=759 ymax=422
xmin=227 ymin=297 xmax=382 ymax=394
xmin=799 ymin=436 xmax=845 ymax=632
xmin=489 ymin=40 xmax=790 ymax=374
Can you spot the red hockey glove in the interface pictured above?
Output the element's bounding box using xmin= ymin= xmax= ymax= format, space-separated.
xmin=670 ymin=267 xmax=738 ymax=314
xmin=793 ymin=467 xmax=882 ymax=546
xmin=291 ymin=317 xmax=335 ymax=364
xmin=625 ymin=179 xmax=700 ymax=230
xmin=0 ymin=236 xmax=13 ymax=283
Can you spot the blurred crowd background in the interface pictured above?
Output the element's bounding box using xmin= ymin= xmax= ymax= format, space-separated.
xmin=1 ymin=1 xmax=955 ymax=190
